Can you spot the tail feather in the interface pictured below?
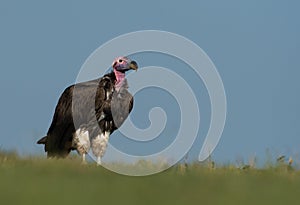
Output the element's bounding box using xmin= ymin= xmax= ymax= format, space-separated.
xmin=37 ymin=136 xmax=47 ymax=144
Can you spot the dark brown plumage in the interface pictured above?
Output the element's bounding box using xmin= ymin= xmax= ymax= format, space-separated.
xmin=37 ymin=57 xmax=137 ymax=164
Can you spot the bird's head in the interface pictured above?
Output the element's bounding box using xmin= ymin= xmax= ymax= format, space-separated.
xmin=112 ymin=56 xmax=138 ymax=72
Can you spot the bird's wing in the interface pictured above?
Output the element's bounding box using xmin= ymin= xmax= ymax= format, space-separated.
xmin=44 ymin=85 xmax=76 ymax=156
xmin=110 ymin=87 xmax=134 ymax=128
xmin=44 ymin=73 xmax=115 ymax=157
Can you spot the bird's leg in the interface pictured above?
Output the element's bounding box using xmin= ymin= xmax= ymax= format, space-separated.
xmin=96 ymin=156 xmax=101 ymax=166
xmin=96 ymin=131 xmax=109 ymax=166
xmin=82 ymin=153 xmax=87 ymax=165
xmin=74 ymin=128 xmax=90 ymax=165
xmin=91 ymin=131 xmax=110 ymax=166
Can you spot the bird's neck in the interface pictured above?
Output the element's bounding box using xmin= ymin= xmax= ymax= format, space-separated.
xmin=114 ymin=69 xmax=126 ymax=91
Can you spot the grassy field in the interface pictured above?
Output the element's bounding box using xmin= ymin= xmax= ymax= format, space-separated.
xmin=0 ymin=152 xmax=299 ymax=205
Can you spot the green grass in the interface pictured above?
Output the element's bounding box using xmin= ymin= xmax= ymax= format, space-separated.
xmin=0 ymin=152 xmax=299 ymax=205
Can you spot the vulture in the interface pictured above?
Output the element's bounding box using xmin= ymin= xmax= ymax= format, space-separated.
xmin=37 ymin=56 xmax=138 ymax=165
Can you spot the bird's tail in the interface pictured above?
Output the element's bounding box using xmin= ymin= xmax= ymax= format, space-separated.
xmin=37 ymin=136 xmax=47 ymax=144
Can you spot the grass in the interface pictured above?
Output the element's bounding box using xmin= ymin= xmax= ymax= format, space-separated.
xmin=0 ymin=151 xmax=299 ymax=205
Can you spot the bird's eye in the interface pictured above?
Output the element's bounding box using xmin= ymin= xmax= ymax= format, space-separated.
xmin=118 ymin=59 xmax=123 ymax=63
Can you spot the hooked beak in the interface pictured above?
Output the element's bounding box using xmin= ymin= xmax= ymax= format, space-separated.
xmin=129 ymin=61 xmax=138 ymax=71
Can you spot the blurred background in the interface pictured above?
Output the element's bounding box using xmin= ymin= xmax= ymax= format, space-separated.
xmin=0 ymin=0 xmax=300 ymax=166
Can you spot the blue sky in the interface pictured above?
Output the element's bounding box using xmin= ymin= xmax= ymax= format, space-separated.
xmin=0 ymin=0 xmax=300 ymax=165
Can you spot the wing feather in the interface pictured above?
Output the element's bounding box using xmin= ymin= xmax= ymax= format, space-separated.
xmin=39 ymin=71 xmax=134 ymax=158
xmin=44 ymin=73 xmax=115 ymax=157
